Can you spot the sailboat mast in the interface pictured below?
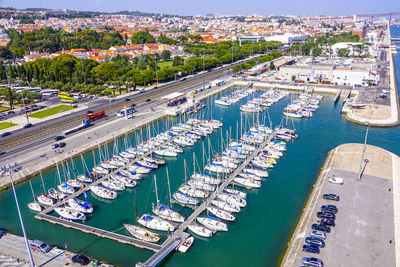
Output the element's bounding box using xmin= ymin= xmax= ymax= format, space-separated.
xmin=166 ymin=168 xmax=172 ymax=207
xmin=134 ymin=190 xmax=137 ymax=225
xmin=192 ymin=152 xmax=195 ymax=173
xmin=40 ymin=171 xmax=46 ymax=193
xmin=184 ymin=159 xmax=187 ymax=184
xmin=153 ymin=175 xmax=159 ymax=204
xmin=56 ymin=162 xmax=62 ymax=185
xmin=29 ymin=180 xmax=35 ymax=201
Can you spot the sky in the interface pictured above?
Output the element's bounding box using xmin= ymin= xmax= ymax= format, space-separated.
xmin=0 ymin=0 xmax=398 ymax=16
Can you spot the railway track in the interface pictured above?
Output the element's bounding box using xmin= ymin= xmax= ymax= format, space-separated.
xmin=0 ymin=69 xmax=227 ymax=151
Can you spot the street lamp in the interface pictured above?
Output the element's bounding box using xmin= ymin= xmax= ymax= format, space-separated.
xmin=357 ymin=122 xmax=370 ymax=181
xmin=8 ymin=166 xmax=35 ymax=267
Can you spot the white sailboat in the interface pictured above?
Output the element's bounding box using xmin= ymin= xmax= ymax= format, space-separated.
xmin=124 ymin=224 xmax=160 ymax=243
xmin=223 ymin=188 xmax=247 ymax=199
xmin=188 ymin=223 xmax=213 ymax=237
xmin=138 ymin=213 xmax=175 ymax=232
xmin=211 ymin=200 xmax=240 ymax=213
xmin=206 ymin=206 xmax=235 ymax=222
xmin=197 ymin=217 xmax=228 ymax=232
xmin=28 ymin=180 xmax=42 ymax=212
xmin=178 ymin=185 xmax=208 ymax=198
xmin=217 ymin=193 xmax=247 ymax=207
xmin=55 ymin=207 xmax=86 ymax=221
xmin=173 ymin=192 xmax=199 ymax=206
xmin=234 ymin=177 xmax=262 ymax=188
xmin=90 ymin=185 xmax=118 ymax=200
xmin=67 ymin=198 xmax=94 ymax=213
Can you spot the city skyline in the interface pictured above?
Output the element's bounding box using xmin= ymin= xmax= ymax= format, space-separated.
xmin=1 ymin=0 xmax=399 ymax=16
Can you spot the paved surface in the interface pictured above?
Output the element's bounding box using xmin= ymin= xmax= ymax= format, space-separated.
xmin=281 ymin=143 xmax=400 ymax=267
xmin=0 ymin=233 xmax=84 ymax=267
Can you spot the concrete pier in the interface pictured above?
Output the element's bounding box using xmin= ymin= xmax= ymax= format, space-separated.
xmin=281 ymin=143 xmax=400 ymax=267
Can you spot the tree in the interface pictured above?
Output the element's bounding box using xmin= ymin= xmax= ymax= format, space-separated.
xmin=177 ymin=35 xmax=188 ymax=43
xmin=269 ymin=61 xmax=275 ymax=70
xmin=131 ymin=31 xmax=155 ymax=44
xmin=291 ymin=75 xmax=296 ymax=82
xmin=160 ymin=50 xmax=171 ymax=61
xmin=337 ymin=48 xmax=349 ymax=57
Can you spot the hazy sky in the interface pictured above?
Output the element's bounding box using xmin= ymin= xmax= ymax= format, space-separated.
xmin=1 ymin=0 xmax=398 ymax=16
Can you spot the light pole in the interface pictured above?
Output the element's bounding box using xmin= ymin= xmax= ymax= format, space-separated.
xmin=358 ymin=123 xmax=370 ymax=181
xmin=8 ymin=166 xmax=35 ymax=267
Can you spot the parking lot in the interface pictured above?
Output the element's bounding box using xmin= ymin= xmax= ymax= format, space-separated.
xmin=284 ymin=144 xmax=397 ymax=267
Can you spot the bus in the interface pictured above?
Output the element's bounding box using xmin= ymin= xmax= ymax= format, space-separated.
xmin=58 ymin=92 xmax=71 ymax=98
xmin=61 ymin=96 xmax=76 ymax=103
xmin=117 ymin=107 xmax=136 ymax=117
xmin=86 ymin=110 xmax=106 ymax=122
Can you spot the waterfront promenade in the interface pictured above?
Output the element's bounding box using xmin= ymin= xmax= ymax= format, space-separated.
xmin=281 ymin=143 xmax=400 ymax=267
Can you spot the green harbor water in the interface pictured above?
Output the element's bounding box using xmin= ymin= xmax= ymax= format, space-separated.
xmin=1 ymin=27 xmax=400 ymax=267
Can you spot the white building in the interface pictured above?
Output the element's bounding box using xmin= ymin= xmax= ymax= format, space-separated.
xmin=263 ymin=34 xmax=306 ymax=44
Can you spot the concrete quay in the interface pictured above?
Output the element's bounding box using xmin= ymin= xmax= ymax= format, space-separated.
xmin=280 ymin=143 xmax=400 ymax=267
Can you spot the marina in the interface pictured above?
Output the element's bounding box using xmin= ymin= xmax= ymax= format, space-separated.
xmin=1 ymin=62 xmax=400 ymax=266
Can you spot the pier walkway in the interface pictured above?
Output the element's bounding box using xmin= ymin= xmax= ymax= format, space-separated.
xmin=35 ymin=125 xmax=208 ymax=251
xmin=137 ymin=131 xmax=277 ymax=266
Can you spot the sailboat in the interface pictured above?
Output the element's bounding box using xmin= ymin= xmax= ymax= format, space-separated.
xmin=137 ymin=213 xmax=175 ymax=232
xmin=54 ymin=207 xmax=86 ymax=221
xmin=124 ymin=192 xmax=160 ymax=243
xmin=28 ymin=180 xmax=42 ymax=212
xmin=152 ymin=171 xmax=185 ymax=223
xmin=187 ymin=223 xmax=213 ymax=237
xmin=197 ymin=216 xmax=228 ymax=232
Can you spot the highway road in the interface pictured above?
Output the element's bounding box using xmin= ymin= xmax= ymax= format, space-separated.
xmin=0 ymin=63 xmax=235 ymax=151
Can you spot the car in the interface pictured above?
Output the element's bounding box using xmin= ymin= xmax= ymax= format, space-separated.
xmin=302 ymin=257 xmax=324 ymax=267
xmin=317 ymin=211 xmax=336 ymax=219
xmin=30 ymin=240 xmax=51 ymax=253
xmin=51 ymin=143 xmax=59 ymax=149
xmin=322 ymin=194 xmax=340 ymax=201
xmin=302 ymin=244 xmax=320 ymax=254
xmin=130 ymin=103 xmax=136 ymax=108
xmin=23 ymin=123 xmax=33 ymax=129
xmin=329 ymin=176 xmax=343 ymax=185
xmin=180 ymin=78 xmax=187 ymax=81
xmin=305 ymin=237 xmax=325 ymax=248
xmin=154 ymin=86 xmax=158 ymax=89
xmin=125 ymin=98 xmax=131 ymax=102
xmin=58 ymin=142 xmax=66 ymax=148
xmin=309 ymin=230 xmax=326 ymax=240
xmin=55 ymin=135 xmax=65 ymax=141
xmin=321 ymin=218 xmax=335 ymax=227
xmin=321 ymin=205 xmax=338 ymax=214
xmin=6 ymin=110 xmax=15 ymax=115
xmin=146 ymin=99 xmax=151 ymax=102
xmin=86 ymin=110 xmax=93 ymax=114
xmin=312 ymin=223 xmax=331 ymax=233
xmin=71 ymin=254 xmax=90 ymax=265
xmin=0 ymin=132 xmax=11 ymax=137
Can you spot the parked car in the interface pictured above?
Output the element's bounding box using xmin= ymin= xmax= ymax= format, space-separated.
xmin=146 ymin=99 xmax=151 ymax=102
xmin=71 ymin=254 xmax=90 ymax=265
xmin=317 ymin=211 xmax=336 ymax=219
xmin=30 ymin=240 xmax=51 ymax=253
xmin=329 ymin=177 xmax=344 ymax=185
xmin=58 ymin=142 xmax=66 ymax=148
xmin=321 ymin=205 xmax=338 ymax=214
xmin=302 ymin=257 xmax=324 ymax=267
xmin=6 ymin=110 xmax=15 ymax=115
xmin=322 ymin=194 xmax=340 ymax=201
xmin=51 ymin=144 xmax=59 ymax=149
xmin=321 ymin=218 xmax=335 ymax=227
xmin=23 ymin=123 xmax=33 ymax=129
xmin=309 ymin=230 xmax=326 ymax=240
xmin=302 ymin=244 xmax=320 ymax=254
xmin=55 ymin=135 xmax=65 ymax=141
xmin=125 ymin=98 xmax=131 ymax=102
xmin=312 ymin=223 xmax=331 ymax=233
xmin=305 ymin=237 xmax=325 ymax=248
xmin=0 ymin=132 xmax=11 ymax=137
xmin=86 ymin=110 xmax=93 ymax=114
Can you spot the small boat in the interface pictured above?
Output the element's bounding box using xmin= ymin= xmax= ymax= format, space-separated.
xmin=54 ymin=207 xmax=86 ymax=221
xmin=48 ymin=188 xmax=67 ymax=200
xmin=223 ymin=188 xmax=247 ymax=199
xmin=217 ymin=193 xmax=247 ymax=208
xmin=178 ymin=185 xmax=208 ymax=198
xmin=118 ymin=170 xmax=142 ymax=180
xmin=173 ymin=192 xmax=199 ymax=206
xmin=188 ymin=223 xmax=213 ymax=237
xmin=234 ymin=177 xmax=262 ymax=188
xmin=243 ymin=168 xmax=269 ymax=178
xmin=206 ymin=206 xmax=235 ymax=222
xmin=187 ymin=179 xmax=216 ymax=191
xmin=124 ymin=224 xmax=160 ymax=243
xmin=154 ymin=147 xmax=178 ymax=157
xmin=128 ymin=164 xmax=152 ymax=174
xmin=177 ymin=236 xmax=194 ymax=253
xmin=143 ymin=157 xmax=165 ymax=165
xmin=211 ymin=200 xmax=240 ymax=213
xmin=136 ymin=160 xmax=158 ymax=169
xmin=204 ymin=163 xmax=230 ymax=174
xmin=101 ymin=179 xmax=125 ymax=191
xmin=66 ymin=179 xmax=83 ymax=189
xmin=57 ymin=183 xmax=75 ymax=194
xmin=119 ymin=151 xmax=136 ymax=159
xmin=152 ymin=203 xmax=185 ymax=223
xmin=92 ymin=166 xmax=109 ymax=175
xmin=191 ymin=173 xmax=222 ymax=185
xmin=28 ymin=202 xmax=42 ymax=212
xmin=110 ymin=174 xmax=137 ymax=188
xmin=90 ymin=185 xmax=118 ymax=200
xmin=67 ymin=198 xmax=94 ymax=213
xmin=197 ymin=217 xmax=228 ymax=232
xmin=37 ymin=194 xmax=53 ymax=206
xmin=138 ymin=213 xmax=175 ymax=232
xmin=77 ymin=175 xmax=93 ymax=184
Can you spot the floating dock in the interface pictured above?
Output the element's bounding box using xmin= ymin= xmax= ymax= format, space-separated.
xmin=333 ymin=89 xmax=342 ymax=103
